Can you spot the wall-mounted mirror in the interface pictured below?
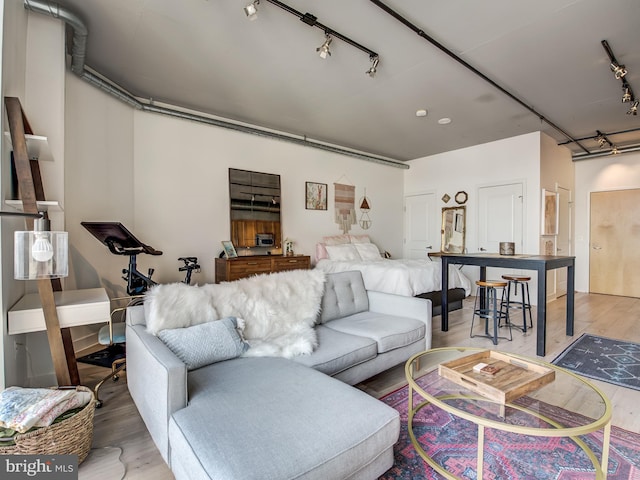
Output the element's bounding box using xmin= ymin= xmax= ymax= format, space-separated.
xmin=229 ymin=168 xmax=281 ymax=250
xmin=441 ymin=206 xmax=465 ymax=253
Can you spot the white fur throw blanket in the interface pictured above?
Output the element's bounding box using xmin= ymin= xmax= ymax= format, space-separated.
xmin=145 ymin=269 xmax=326 ymax=358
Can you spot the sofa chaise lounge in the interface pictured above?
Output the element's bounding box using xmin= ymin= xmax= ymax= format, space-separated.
xmin=126 ymin=270 xmax=432 ymax=479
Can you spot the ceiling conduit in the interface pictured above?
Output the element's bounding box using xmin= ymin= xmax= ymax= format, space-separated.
xmin=24 ymin=0 xmax=409 ymax=169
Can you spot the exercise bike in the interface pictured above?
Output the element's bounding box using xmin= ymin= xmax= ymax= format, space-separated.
xmin=82 ymin=221 xmax=200 ymax=294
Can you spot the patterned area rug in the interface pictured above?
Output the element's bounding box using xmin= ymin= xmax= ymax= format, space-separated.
xmin=552 ymin=334 xmax=640 ymax=391
xmin=378 ymin=371 xmax=640 ymax=479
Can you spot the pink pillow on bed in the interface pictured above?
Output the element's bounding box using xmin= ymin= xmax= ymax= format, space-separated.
xmin=316 ymin=243 xmax=329 ymax=261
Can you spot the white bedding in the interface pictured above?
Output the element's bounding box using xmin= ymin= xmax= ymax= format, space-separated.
xmin=315 ymin=258 xmax=472 ymax=297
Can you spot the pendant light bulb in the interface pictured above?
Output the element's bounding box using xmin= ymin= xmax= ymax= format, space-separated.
xmin=32 ymin=217 xmax=54 ymax=262
xmin=32 ymin=233 xmax=54 ymax=262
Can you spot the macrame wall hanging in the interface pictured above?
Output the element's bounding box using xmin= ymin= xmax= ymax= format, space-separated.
xmin=334 ymin=182 xmax=356 ymax=234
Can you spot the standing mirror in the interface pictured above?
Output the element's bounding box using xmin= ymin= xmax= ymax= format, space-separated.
xmin=229 ymin=168 xmax=281 ymax=251
xmin=441 ymin=206 xmax=465 ymax=253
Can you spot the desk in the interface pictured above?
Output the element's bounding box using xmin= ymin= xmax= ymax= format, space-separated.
xmin=440 ymin=254 xmax=575 ymax=357
xmin=8 ymin=288 xmax=110 ymax=335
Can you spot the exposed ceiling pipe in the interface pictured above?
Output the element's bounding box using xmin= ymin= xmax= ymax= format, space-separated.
xmin=23 ymin=0 xmax=408 ymax=169
xmin=572 ymin=144 xmax=640 ymax=161
xmin=368 ymin=0 xmax=593 ymax=157
xmin=24 ymin=0 xmax=87 ymax=75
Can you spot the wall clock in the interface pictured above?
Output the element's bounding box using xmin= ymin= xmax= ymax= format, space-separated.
xmin=455 ymin=191 xmax=468 ymax=205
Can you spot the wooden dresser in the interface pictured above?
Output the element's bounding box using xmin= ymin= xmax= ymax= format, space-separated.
xmin=215 ymin=255 xmax=311 ymax=283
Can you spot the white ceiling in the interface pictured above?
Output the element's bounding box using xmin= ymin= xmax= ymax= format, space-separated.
xmin=49 ymin=0 xmax=640 ymax=161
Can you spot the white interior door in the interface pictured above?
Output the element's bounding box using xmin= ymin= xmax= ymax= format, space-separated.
xmin=404 ymin=193 xmax=437 ymax=259
xmin=477 ymin=183 xmax=525 ymax=298
xmin=478 ymin=183 xmax=524 ymax=253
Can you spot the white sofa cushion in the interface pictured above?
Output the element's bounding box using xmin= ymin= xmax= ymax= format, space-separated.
xmin=318 ymin=271 xmax=369 ymax=324
xmin=171 ymin=357 xmax=399 ymax=480
xmin=291 ymin=325 xmax=377 ymax=375
xmin=325 ymin=312 xmax=426 ymax=353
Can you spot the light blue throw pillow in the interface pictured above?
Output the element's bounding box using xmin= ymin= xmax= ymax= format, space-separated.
xmin=158 ymin=317 xmax=249 ymax=370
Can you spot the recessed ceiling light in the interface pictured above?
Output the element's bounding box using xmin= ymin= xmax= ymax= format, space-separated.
xmin=416 ymin=109 xmax=428 ymax=117
xmin=438 ymin=117 xmax=452 ymax=125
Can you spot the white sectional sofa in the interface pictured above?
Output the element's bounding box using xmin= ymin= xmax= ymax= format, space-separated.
xmin=126 ymin=270 xmax=432 ymax=479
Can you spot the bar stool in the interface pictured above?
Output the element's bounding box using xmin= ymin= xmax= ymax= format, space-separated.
xmin=500 ymin=274 xmax=533 ymax=333
xmin=471 ymin=280 xmax=512 ymax=345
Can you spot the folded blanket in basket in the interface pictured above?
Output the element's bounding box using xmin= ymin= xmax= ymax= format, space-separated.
xmin=0 ymin=387 xmax=92 ymax=433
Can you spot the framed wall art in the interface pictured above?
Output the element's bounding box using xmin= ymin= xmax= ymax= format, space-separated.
xmin=306 ymin=182 xmax=328 ymax=210
xmin=541 ymin=189 xmax=559 ymax=235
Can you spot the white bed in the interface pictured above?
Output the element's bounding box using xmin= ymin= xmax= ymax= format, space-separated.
xmin=314 ymin=235 xmax=471 ymax=297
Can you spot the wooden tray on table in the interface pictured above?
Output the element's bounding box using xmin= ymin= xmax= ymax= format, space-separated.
xmin=438 ymin=350 xmax=555 ymax=405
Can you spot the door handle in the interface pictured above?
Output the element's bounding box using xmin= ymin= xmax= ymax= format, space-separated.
xmin=425 ymin=246 xmax=432 ymax=250
xmin=479 ymin=247 xmax=487 ymax=251
xmin=592 ymin=245 xmax=602 ymax=250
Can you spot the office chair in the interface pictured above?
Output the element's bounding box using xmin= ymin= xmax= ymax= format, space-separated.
xmin=93 ymin=296 xmax=141 ymax=408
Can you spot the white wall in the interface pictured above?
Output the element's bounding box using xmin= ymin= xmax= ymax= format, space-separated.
xmin=404 ymin=131 xmax=575 ymax=306
xmin=64 ymin=91 xmax=406 ymax=292
xmin=405 ymin=132 xmax=542 ymax=256
xmin=128 ymin=109 xmax=405 ymax=285
xmin=64 ymin=73 xmax=135 ymax=295
xmin=574 ymin=151 xmax=640 ymax=292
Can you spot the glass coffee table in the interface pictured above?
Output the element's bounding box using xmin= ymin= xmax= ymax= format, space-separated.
xmin=406 ymin=347 xmax=612 ymax=480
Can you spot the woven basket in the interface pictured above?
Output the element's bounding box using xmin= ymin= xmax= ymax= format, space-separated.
xmin=0 ymin=385 xmax=95 ymax=464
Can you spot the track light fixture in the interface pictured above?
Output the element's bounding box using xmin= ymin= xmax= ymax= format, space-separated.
xmin=365 ymin=56 xmax=379 ymax=77
xmin=245 ymin=0 xmax=379 ymax=75
xmin=316 ymin=34 xmax=332 ymax=59
xmin=594 ymin=130 xmax=620 ymax=154
xmin=610 ymin=62 xmax=627 ymax=80
xmin=602 ymin=40 xmax=637 ymax=117
xmin=244 ymin=0 xmax=259 ymax=21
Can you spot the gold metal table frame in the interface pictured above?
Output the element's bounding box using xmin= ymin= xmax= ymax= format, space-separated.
xmin=406 ymin=348 xmax=613 ymax=480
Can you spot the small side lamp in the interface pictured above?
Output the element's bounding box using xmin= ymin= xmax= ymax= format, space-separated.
xmin=1 ymin=211 xmax=68 ymax=279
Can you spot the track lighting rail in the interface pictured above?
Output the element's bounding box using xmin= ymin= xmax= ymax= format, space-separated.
xmin=263 ymin=0 xmax=379 ymax=60
xmin=558 ymin=126 xmax=640 ymax=146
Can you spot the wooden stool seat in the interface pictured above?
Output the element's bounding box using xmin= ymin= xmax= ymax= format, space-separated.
xmin=476 ymin=280 xmax=508 ymax=288
xmin=501 ymin=275 xmax=531 ymax=282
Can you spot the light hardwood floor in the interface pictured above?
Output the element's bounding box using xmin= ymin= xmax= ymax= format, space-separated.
xmin=78 ymin=292 xmax=640 ymax=479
